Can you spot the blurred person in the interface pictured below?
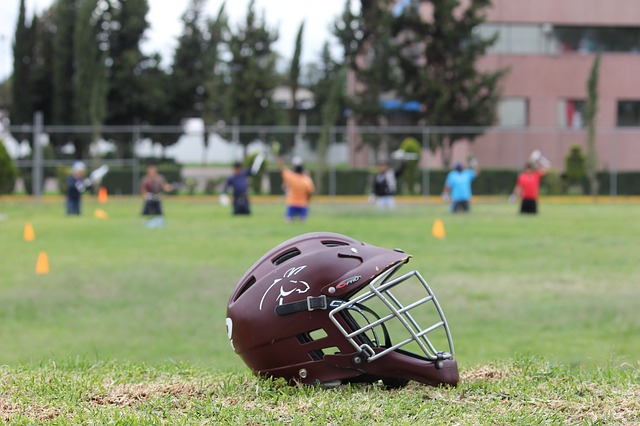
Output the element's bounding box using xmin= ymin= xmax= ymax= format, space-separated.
xmin=370 ymin=157 xmax=406 ymax=209
xmin=221 ymin=154 xmax=264 ymax=215
xmin=512 ymin=151 xmax=550 ymax=214
xmin=140 ymin=164 xmax=173 ymax=216
xmin=66 ymin=161 xmax=91 ymax=215
xmin=442 ymin=158 xmax=480 ymax=213
xmin=277 ymin=154 xmax=315 ymax=222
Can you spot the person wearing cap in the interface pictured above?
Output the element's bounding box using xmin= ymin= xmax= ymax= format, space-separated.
xmin=277 ymin=154 xmax=315 ymax=222
xmin=65 ymin=161 xmax=91 ymax=215
xmin=442 ymin=158 xmax=480 ymax=213
xmin=370 ymin=158 xmax=406 ymax=209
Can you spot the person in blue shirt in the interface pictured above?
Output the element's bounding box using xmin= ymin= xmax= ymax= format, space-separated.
xmin=442 ymin=159 xmax=480 ymax=213
xmin=221 ymin=155 xmax=264 ymax=215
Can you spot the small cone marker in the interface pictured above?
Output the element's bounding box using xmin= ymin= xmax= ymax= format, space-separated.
xmin=36 ymin=252 xmax=50 ymax=274
xmin=23 ymin=222 xmax=35 ymax=241
xmin=94 ymin=209 xmax=109 ymax=220
xmin=432 ymin=218 xmax=446 ymax=239
xmin=98 ymin=186 xmax=108 ymax=204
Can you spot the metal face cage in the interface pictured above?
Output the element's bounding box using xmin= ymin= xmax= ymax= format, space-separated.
xmin=329 ymin=263 xmax=455 ymax=363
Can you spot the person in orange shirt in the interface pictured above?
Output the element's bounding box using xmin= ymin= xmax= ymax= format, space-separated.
xmin=277 ymin=155 xmax=315 ymax=222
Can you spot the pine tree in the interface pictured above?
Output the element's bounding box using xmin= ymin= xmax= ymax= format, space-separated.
xmin=288 ymin=22 xmax=305 ymax=129
xmin=52 ymin=0 xmax=77 ymax=129
xmin=11 ymin=0 xmax=35 ymax=130
xmin=222 ymin=0 xmax=284 ymax=147
xmin=394 ymin=0 xmax=506 ymax=166
xmin=334 ymin=0 xmax=398 ymax=159
xmin=101 ymin=0 xmax=151 ymax=156
xmin=74 ymin=0 xmax=109 ymax=157
xmin=585 ymin=51 xmax=600 ymax=197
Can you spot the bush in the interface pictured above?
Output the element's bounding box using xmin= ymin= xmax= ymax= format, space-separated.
xmin=0 ymin=139 xmax=17 ymax=194
xmin=540 ymin=169 xmax=564 ymax=195
xmin=399 ymin=137 xmax=421 ymax=195
xmin=565 ymin=145 xmax=586 ymax=186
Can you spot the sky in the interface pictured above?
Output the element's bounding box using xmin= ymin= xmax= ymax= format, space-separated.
xmin=0 ymin=0 xmax=356 ymax=81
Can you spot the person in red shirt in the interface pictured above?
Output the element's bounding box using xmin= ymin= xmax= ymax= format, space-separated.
xmin=512 ymin=161 xmax=548 ymax=214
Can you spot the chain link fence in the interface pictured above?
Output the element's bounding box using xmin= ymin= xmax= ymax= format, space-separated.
xmin=3 ymin=114 xmax=640 ymax=197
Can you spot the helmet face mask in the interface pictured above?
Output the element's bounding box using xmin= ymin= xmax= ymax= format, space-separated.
xmin=329 ymin=263 xmax=455 ymax=365
xmin=226 ymin=232 xmax=459 ymax=388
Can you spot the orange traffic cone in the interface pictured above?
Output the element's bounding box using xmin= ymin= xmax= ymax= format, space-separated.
xmin=23 ymin=222 xmax=35 ymax=242
xmin=98 ymin=186 xmax=108 ymax=204
xmin=432 ymin=218 xmax=446 ymax=239
xmin=35 ymin=252 xmax=50 ymax=274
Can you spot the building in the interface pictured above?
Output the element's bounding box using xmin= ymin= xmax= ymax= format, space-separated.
xmin=473 ymin=0 xmax=640 ymax=171
xmin=349 ymin=0 xmax=640 ymax=171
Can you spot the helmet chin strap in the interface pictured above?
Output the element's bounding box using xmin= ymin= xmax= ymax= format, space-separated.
xmin=274 ymin=295 xmax=337 ymax=316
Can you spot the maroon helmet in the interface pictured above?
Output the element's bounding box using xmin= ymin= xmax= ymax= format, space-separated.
xmin=226 ymin=232 xmax=458 ymax=388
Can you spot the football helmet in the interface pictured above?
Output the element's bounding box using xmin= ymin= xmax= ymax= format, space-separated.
xmin=226 ymin=232 xmax=458 ymax=388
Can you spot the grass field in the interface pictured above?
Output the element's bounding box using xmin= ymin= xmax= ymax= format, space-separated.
xmin=1 ymin=195 xmax=640 ymax=423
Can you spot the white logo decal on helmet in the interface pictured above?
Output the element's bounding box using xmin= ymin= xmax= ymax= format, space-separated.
xmin=259 ymin=265 xmax=309 ymax=310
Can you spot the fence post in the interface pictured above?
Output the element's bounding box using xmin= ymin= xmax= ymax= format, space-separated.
xmin=32 ymin=111 xmax=44 ymax=198
xmin=132 ymin=124 xmax=142 ymax=195
xmin=329 ymin=126 xmax=336 ymax=197
xmin=421 ymin=127 xmax=430 ymax=198
xmin=610 ymin=130 xmax=617 ymax=199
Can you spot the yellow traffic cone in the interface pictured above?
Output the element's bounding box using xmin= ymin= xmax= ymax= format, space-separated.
xmin=23 ymin=222 xmax=35 ymax=242
xmin=98 ymin=186 xmax=108 ymax=204
xmin=35 ymin=252 xmax=50 ymax=274
xmin=94 ymin=209 xmax=109 ymax=220
xmin=432 ymin=218 xmax=446 ymax=239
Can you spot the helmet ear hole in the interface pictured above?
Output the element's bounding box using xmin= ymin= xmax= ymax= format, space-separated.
xmin=232 ymin=276 xmax=256 ymax=302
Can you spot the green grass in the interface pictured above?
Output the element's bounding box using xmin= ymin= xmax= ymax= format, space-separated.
xmin=1 ymin=196 xmax=640 ymax=423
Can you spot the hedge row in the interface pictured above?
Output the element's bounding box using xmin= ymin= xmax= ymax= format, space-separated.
xmin=100 ymin=164 xmax=182 ymax=195
xmin=267 ymin=169 xmax=640 ymax=196
xmin=267 ymin=169 xmax=519 ymax=196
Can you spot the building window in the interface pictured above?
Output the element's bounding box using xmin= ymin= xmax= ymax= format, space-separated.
xmin=498 ymin=98 xmax=528 ymax=127
xmin=617 ymin=101 xmax=640 ymax=127
xmin=557 ymin=99 xmax=585 ymax=129
xmin=479 ymin=24 xmax=640 ymax=55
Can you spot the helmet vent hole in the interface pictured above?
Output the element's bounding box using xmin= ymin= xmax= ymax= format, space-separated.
xmin=321 ymin=240 xmax=349 ymax=247
xmin=308 ymin=347 xmax=341 ymax=361
xmin=309 ymin=329 xmax=328 ymax=340
xmin=233 ymin=276 xmax=256 ymax=301
xmin=272 ymin=248 xmax=302 ymax=265
xmin=296 ymin=328 xmax=328 ymax=344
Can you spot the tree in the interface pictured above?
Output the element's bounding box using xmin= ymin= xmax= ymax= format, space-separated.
xmin=165 ymin=0 xmax=223 ymax=160
xmin=11 ymin=0 xmax=35 ymax=129
xmin=394 ymin=0 xmax=506 ymax=166
xmin=201 ymin=3 xmax=229 ymax=160
xmin=288 ymin=22 xmax=305 ymax=129
xmin=315 ymin=66 xmax=347 ymax=194
xmin=306 ymin=42 xmax=345 ymax=127
xmin=51 ymin=0 xmax=77 ymax=142
xmin=0 ymin=139 xmax=18 ymax=194
xmin=29 ymin=10 xmax=56 ymax=127
xmin=334 ymin=0 xmax=396 ymax=131
xmin=222 ymin=0 xmax=284 ymax=149
xmin=170 ymin=0 xmax=214 ymax=120
xmin=102 ymin=0 xmax=151 ymax=157
xmin=74 ymin=0 xmax=109 ymax=157
xmin=585 ymin=50 xmax=600 ymax=198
